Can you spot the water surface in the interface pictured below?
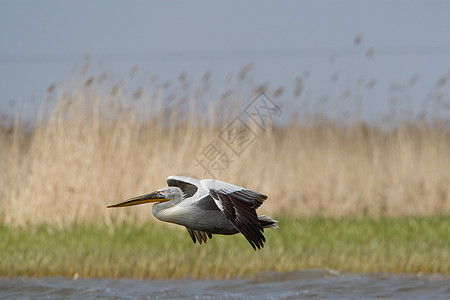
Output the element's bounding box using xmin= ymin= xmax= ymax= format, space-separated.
xmin=1 ymin=270 xmax=448 ymax=299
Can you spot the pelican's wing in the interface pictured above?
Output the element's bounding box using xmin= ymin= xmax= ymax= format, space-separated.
xmin=186 ymin=228 xmax=213 ymax=244
xmin=167 ymin=176 xmax=201 ymax=198
xmin=200 ymin=179 xmax=268 ymax=250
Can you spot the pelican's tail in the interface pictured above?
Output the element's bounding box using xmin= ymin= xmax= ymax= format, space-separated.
xmin=258 ymin=215 xmax=279 ymax=230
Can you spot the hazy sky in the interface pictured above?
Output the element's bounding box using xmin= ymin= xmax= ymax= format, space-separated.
xmin=1 ymin=0 xmax=449 ymax=122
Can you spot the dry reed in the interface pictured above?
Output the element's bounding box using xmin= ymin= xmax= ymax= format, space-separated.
xmin=0 ymin=68 xmax=449 ymax=226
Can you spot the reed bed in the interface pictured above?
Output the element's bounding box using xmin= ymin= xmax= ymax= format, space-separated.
xmin=0 ymin=67 xmax=449 ymax=227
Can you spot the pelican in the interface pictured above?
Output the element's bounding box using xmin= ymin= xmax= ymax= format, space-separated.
xmin=107 ymin=176 xmax=278 ymax=250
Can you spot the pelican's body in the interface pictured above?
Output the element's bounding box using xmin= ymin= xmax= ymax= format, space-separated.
xmin=108 ymin=176 xmax=278 ymax=249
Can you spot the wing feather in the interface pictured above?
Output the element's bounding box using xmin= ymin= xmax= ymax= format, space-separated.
xmin=167 ymin=176 xmax=200 ymax=198
xmin=186 ymin=227 xmax=213 ymax=244
xmin=201 ymin=179 xmax=268 ymax=250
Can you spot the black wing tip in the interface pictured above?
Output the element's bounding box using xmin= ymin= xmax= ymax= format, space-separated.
xmin=210 ymin=189 xmax=269 ymax=250
xmin=247 ymin=238 xmax=265 ymax=250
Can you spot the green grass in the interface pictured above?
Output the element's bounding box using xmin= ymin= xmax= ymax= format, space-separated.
xmin=1 ymin=216 xmax=448 ymax=279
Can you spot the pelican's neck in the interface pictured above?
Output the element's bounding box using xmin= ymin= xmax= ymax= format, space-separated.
xmin=152 ymin=200 xmax=185 ymax=223
xmin=151 ymin=187 xmax=185 ymax=223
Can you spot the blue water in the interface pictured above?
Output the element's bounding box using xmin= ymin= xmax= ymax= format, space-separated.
xmin=1 ymin=270 xmax=449 ymax=299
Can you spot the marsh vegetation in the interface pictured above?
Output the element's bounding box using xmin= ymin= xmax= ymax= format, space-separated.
xmin=0 ymin=64 xmax=448 ymax=278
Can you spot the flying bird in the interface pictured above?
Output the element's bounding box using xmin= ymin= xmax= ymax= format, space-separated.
xmin=107 ymin=176 xmax=278 ymax=250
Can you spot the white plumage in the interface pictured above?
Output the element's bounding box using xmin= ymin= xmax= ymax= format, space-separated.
xmin=108 ymin=176 xmax=278 ymax=250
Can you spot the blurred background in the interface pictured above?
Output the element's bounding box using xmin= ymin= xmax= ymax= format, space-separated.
xmin=0 ymin=0 xmax=449 ymax=225
xmin=2 ymin=0 xmax=450 ymax=121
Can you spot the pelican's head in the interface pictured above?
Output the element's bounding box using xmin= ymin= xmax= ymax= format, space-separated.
xmin=154 ymin=187 xmax=185 ymax=204
xmin=107 ymin=187 xmax=184 ymax=208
